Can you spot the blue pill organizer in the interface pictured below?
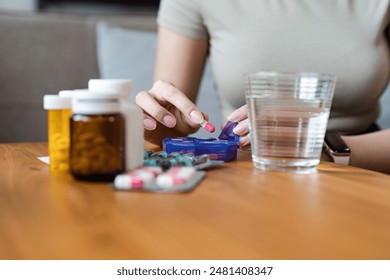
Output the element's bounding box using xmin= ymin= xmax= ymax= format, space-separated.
xmin=163 ymin=121 xmax=239 ymax=162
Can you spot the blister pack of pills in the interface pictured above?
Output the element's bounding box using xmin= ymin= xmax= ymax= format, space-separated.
xmin=112 ymin=166 xmax=205 ymax=193
xmin=143 ymin=151 xmax=223 ymax=171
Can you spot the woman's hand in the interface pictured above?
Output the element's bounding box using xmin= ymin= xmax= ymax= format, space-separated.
xmin=227 ymin=104 xmax=251 ymax=150
xmin=135 ymin=80 xmax=208 ymax=145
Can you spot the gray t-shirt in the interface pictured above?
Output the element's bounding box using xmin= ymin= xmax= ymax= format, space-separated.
xmin=158 ymin=0 xmax=390 ymax=133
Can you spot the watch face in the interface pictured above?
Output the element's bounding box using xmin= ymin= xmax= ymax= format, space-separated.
xmin=325 ymin=131 xmax=351 ymax=154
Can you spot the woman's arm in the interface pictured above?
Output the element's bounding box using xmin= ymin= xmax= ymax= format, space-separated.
xmin=154 ymin=27 xmax=209 ymax=103
xmin=135 ymin=27 xmax=209 ymax=145
xmin=342 ymin=129 xmax=390 ymax=174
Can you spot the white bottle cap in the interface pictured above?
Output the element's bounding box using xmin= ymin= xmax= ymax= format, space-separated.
xmin=43 ymin=95 xmax=72 ymax=110
xmin=71 ymin=91 xmax=122 ymax=114
xmin=58 ymin=89 xmax=89 ymax=97
xmin=88 ymin=79 xmax=132 ymax=99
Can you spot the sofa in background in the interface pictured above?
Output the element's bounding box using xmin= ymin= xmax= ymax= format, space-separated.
xmin=0 ymin=10 xmax=388 ymax=144
xmin=0 ymin=10 xmax=221 ymax=143
xmin=0 ymin=10 xmax=154 ymax=143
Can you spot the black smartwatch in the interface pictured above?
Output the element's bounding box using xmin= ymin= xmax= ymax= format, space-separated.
xmin=323 ymin=131 xmax=351 ymax=165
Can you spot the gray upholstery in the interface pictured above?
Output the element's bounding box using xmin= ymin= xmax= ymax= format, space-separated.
xmin=0 ymin=11 xmax=157 ymax=143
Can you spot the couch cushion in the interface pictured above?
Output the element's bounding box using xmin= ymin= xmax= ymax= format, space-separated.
xmin=0 ymin=11 xmax=99 ymax=143
xmin=96 ymin=22 xmax=157 ymax=98
xmin=0 ymin=11 xmax=158 ymax=143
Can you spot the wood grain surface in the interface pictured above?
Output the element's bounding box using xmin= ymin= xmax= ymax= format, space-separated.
xmin=0 ymin=142 xmax=389 ymax=260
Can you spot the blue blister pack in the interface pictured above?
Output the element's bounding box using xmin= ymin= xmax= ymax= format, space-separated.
xmin=163 ymin=121 xmax=239 ymax=162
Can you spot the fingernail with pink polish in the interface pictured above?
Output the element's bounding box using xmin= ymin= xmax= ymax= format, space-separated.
xmin=189 ymin=110 xmax=203 ymax=123
xmin=163 ymin=115 xmax=176 ymax=128
xmin=239 ymin=135 xmax=250 ymax=147
xmin=227 ymin=111 xmax=240 ymax=122
xmin=143 ymin=118 xmax=156 ymax=130
xmin=233 ymin=124 xmax=245 ymax=135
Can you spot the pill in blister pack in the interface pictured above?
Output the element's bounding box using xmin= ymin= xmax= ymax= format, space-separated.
xmin=156 ymin=166 xmax=197 ymax=188
xmin=112 ymin=166 xmax=205 ymax=193
xmin=114 ymin=166 xmax=163 ymax=190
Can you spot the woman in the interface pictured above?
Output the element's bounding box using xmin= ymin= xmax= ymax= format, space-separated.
xmin=135 ymin=0 xmax=390 ymax=174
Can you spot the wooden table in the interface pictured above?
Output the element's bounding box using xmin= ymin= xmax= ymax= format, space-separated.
xmin=0 ymin=142 xmax=389 ymax=260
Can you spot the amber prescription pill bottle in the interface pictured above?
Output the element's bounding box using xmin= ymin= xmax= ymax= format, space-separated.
xmin=70 ymin=91 xmax=125 ymax=182
xmin=88 ymin=79 xmax=144 ymax=171
xmin=43 ymin=95 xmax=72 ymax=172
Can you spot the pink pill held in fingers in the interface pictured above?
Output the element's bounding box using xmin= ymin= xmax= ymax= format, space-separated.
xmin=200 ymin=120 xmax=215 ymax=133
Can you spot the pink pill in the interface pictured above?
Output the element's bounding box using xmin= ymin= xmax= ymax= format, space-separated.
xmin=200 ymin=120 xmax=215 ymax=133
xmin=137 ymin=166 xmax=163 ymax=177
xmin=114 ymin=169 xmax=157 ymax=190
xmin=156 ymin=167 xmax=196 ymax=188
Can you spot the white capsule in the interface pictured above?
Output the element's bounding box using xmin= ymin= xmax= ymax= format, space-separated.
xmin=114 ymin=170 xmax=155 ymax=190
xmin=156 ymin=167 xmax=196 ymax=188
xmin=167 ymin=166 xmax=196 ymax=176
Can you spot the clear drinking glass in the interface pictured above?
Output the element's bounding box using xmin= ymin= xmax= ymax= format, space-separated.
xmin=245 ymin=71 xmax=337 ymax=174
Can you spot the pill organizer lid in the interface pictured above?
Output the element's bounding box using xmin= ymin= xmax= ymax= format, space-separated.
xmin=88 ymin=79 xmax=132 ymax=99
xmin=43 ymin=95 xmax=72 ymax=110
xmin=218 ymin=121 xmax=239 ymax=142
xmin=72 ymin=91 xmax=122 ymax=114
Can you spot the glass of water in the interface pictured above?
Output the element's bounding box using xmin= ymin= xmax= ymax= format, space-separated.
xmin=245 ymin=71 xmax=337 ymax=173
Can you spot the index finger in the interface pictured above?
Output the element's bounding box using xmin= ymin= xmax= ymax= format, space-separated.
xmin=150 ymin=80 xmax=204 ymax=124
